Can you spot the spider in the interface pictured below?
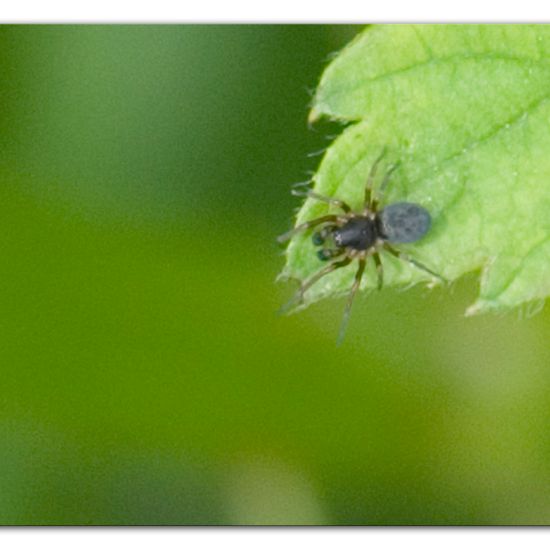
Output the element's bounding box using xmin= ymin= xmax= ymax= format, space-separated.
xmin=278 ymin=151 xmax=445 ymax=343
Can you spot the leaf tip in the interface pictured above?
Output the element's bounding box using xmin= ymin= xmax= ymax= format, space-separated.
xmin=307 ymin=107 xmax=322 ymax=125
xmin=465 ymin=298 xmax=496 ymax=317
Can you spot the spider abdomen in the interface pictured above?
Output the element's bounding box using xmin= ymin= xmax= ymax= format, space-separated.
xmin=378 ymin=202 xmax=431 ymax=244
xmin=333 ymin=217 xmax=377 ymax=251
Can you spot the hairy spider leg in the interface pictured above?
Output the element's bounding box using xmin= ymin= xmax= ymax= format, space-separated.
xmin=280 ymin=257 xmax=352 ymax=314
xmin=370 ymin=162 xmax=400 ymax=211
xmin=364 ymin=148 xmax=387 ymax=207
xmin=277 ymin=215 xmax=339 ymax=243
xmin=292 ymin=189 xmax=351 ymax=213
xmin=372 ymin=252 xmax=384 ymax=290
xmin=337 ymin=257 xmax=367 ymax=346
xmin=383 ymin=243 xmax=446 ymax=283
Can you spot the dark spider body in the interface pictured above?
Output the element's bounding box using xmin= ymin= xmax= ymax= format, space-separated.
xmin=314 ymin=202 xmax=432 ymax=261
xmin=278 ymin=151 xmax=444 ymax=343
xmin=333 ymin=216 xmax=377 ymax=250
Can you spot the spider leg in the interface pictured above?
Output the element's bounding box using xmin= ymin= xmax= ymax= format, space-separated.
xmin=337 ymin=257 xmax=367 ymax=346
xmin=277 ymin=215 xmax=339 ymax=243
xmin=372 ymin=252 xmax=384 ymax=290
xmin=383 ymin=243 xmax=446 ymax=283
xmin=370 ymin=162 xmax=400 ymax=211
xmin=364 ymin=148 xmax=387 ymax=207
xmin=280 ymin=256 xmax=352 ymax=314
xmin=292 ymin=189 xmax=351 ymax=213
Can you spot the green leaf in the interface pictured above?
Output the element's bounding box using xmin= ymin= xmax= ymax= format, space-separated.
xmin=280 ymin=24 xmax=550 ymax=314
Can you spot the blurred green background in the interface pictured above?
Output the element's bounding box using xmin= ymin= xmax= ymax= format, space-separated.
xmin=0 ymin=24 xmax=550 ymax=525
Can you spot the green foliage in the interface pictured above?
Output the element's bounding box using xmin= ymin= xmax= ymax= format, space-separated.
xmin=281 ymin=25 xmax=550 ymax=314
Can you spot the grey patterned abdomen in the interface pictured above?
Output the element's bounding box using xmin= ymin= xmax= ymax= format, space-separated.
xmin=379 ymin=202 xmax=431 ymax=244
